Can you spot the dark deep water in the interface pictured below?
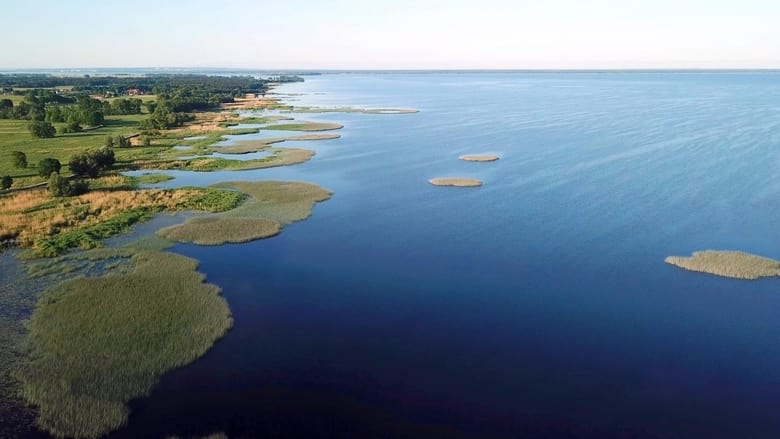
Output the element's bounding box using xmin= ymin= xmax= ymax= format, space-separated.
xmin=28 ymin=72 xmax=780 ymax=438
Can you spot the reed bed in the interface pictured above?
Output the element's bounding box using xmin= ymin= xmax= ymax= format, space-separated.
xmin=158 ymin=181 xmax=331 ymax=246
xmin=665 ymin=250 xmax=780 ymax=280
xmin=0 ymin=187 xmax=244 ymax=256
xmin=15 ymin=251 xmax=233 ymax=438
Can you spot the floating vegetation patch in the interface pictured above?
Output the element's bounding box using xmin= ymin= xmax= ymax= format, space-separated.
xmin=459 ymin=154 xmax=500 ymax=162
xmin=15 ymin=250 xmax=233 ymax=438
xmin=286 ymin=106 xmax=419 ymax=115
xmin=429 ymin=177 xmax=483 ymax=187
xmin=665 ymin=250 xmax=780 ymax=280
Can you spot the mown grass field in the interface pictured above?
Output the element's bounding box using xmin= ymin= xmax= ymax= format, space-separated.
xmin=0 ymin=94 xmax=25 ymax=105
xmin=0 ymin=115 xmax=174 ymax=186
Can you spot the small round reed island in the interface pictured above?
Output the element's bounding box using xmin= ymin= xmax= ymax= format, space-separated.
xmin=665 ymin=250 xmax=780 ymax=280
xmin=459 ymin=154 xmax=499 ymax=162
xmin=429 ymin=178 xmax=483 ymax=187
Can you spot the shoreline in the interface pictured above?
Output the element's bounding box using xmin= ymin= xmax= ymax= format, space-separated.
xmin=0 ymin=81 xmax=354 ymax=438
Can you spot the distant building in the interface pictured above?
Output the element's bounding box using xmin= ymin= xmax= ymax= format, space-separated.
xmin=127 ymin=88 xmax=142 ymax=96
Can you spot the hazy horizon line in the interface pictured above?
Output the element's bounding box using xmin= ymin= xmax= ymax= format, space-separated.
xmin=3 ymin=67 xmax=780 ymax=74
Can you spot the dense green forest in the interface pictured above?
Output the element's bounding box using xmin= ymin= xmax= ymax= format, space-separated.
xmin=0 ymin=74 xmax=303 ymax=132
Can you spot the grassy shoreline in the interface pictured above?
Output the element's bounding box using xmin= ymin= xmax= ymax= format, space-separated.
xmin=158 ymin=181 xmax=332 ymax=246
xmin=0 ymin=82 xmax=362 ymax=439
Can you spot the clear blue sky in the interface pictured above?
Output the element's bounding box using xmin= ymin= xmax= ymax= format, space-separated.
xmin=2 ymin=0 xmax=779 ymax=69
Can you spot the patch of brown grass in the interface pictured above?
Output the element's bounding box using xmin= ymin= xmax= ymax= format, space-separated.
xmin=429 ymin=178 xmax=483 ymax=187
xmin=665 ymin=250 xmax=780 ymax=280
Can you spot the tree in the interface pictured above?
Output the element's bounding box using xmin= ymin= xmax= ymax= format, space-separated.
xmin=142 ymin=135 xmax=152 ymax=147
xmin=93 ymin=146 xmax=115 ymax=170
xmin=0 ymin=175 xmax=12 ymax=190
xmin=105 ymin=136 xmax=115 ymax=148
xmin=38 ymin=158 xmax=61 ymax=178
xmin=12 ymin=151 xmax=27 ymax=168
xmin=0 ymin=99 xmax=12 ymax=119
xmin=68 ymin=147 xmax=115 ymax=178
xmin=68 ymin=152 xmax=95 ymax=177
xmin=28 ymin=120 xmax=56 ymax=138
xmin=84 ymin=110 xmax=104 ymax=127
xmin=48 ymin=172 xmax=70 ymax=197
xmin=46 ymin=106 xmax=64 ymax=123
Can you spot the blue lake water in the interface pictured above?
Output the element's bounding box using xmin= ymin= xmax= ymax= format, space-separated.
xmin=102 ymin=72 xmax=780 ymax=438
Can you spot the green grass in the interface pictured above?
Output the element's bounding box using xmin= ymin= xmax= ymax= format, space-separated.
xmin=175 ymin=186 xmax=246 ymax=212
xmin=141 ymin=147 xmax=315 ymax=173
xmin=0 ymin=94 xmax=25 ymax=105
xmin=158 ymin=181 xmax=331 ymax=246
xmin=15 ymin=250 xmax=233 ymax=438
xmin=34 ymin=207 xmax=162 ymax=257
xmin=0 ymin=116 xmax=162 ymax=186
xmin=134 ymin=172 xmax=174 ymax=184
xmin=218 ymin=181 xmax=332 ymax=224
xmin=158 ymin=217 xmax=280 ymax=245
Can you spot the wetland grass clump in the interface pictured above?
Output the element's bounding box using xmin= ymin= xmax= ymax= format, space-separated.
xmin=665 ymin=250 xmax=780 ymax=280
xmin=15 ymin=251 xmax=233 ymax=439
xmin=158 ymin=181 xmax=331 ymax=246
xmin=134 ymin=173 xmax=174 ymax=184
xmin=158 ymin=217 xmax=281 ymax=245
xmin=170 ymin=148 xmax=316 ymax=172
xmin=34 ymin=206 xmax=161 ymax=257
xmin=459 ymin=154 xmax=500 ymax=162
xmin=429 ymin=177 xmax=483 ymax=187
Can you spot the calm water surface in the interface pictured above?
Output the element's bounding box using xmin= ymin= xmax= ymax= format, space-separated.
xmin=97 ymin=73 xmax=780 ymax=437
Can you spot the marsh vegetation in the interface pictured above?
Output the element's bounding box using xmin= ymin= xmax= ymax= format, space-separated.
xmin=15 ymin=250 xmax=233 ymax=438
xmin=158 ymin=181 xmax=331 ymax=246
xmin=665 ymin=250 xmax=780 ymax=280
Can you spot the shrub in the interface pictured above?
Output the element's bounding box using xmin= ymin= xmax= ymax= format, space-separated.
xmin=37 ymin=158 xmax=61 ymax=178
xmin=28 ymin=120 xmax=56 ymax=138
xmin=12 ymin=151 xmax=27 ymax=168
xmin=117 ymin=135 xmax=130 ymax=148
xmin=60 ymin=121 xmax=82 ymax=134
xmin=1 ymin=175 xmax=12 ymax=190
xmin=47 ymin=172 xmax=89 ymax=197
